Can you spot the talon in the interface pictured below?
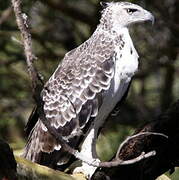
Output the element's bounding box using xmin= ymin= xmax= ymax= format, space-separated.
xmin=73 ymin=167 xmax=91 ymax=179
xmin=91 ymin=158 xmax=100 ymax=166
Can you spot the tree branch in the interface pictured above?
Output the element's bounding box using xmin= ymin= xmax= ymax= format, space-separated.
xmin=11 ymin=0 xmax=39 ymax=91
xmin=97 ymin=132 xmax=168 ymax=168
xmin=92 ymin=100 xmax=179 ymax=180
xmin=99 ymin=151 xmax=156 ymax=168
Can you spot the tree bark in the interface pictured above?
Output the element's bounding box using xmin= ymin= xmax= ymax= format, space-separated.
xmin=16 ymin=156 xmax=78 ymax=180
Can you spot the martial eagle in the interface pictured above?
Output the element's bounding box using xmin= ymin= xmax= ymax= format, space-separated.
xmin=23 ymin=1 xmax=154 ymax=178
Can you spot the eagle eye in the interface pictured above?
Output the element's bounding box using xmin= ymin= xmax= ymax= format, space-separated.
xmin=100 ymin=2 xmax=109 ymax=9
xmin=126 ymin=8 xmax=138 ymax=15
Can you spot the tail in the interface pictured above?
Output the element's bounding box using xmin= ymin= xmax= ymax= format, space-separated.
xmin=23 ymin=107 xmax=78 ymax=169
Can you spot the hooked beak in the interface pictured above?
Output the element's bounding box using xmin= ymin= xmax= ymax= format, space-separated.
xmin=130 ymin=9 xmax=155 ymax=26
xmin=144 ymin=10 xmax=155 ymax=25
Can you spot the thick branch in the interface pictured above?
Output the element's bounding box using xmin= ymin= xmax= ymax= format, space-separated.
xmin=16 ymin=156 xmax=76 ymax=180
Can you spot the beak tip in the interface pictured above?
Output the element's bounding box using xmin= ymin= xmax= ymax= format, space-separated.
xmin=151 ymin=15 xmax=155 ymax=25
xmin=148 ymin=12 xmax=155 ymax=25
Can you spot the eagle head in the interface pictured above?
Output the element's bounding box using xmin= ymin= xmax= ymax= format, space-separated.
xmin=100 ymin=2 xmax=154 ymax=29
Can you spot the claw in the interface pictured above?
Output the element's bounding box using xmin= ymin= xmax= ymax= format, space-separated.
xmin=75 ymin=151 xmax=100 ymax=166
xmin=73 ymin=152 xmax=100 ymax=179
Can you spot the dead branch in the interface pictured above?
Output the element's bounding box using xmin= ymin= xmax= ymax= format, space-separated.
xmin=11 ymin=0 xmax=39 ymax=91
xmin=92 ymin=100 xmax=179 ymax=180
xmin=99 ymin=151 xmax=156 ymax=168
xmin=98 ymin=132 xmax=168 ymax=168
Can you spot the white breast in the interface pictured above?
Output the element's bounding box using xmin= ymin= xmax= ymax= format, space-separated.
xmin=95 ymin=28 xmax=139 ymax=125
xmin=77 ymin=29 xmax=139 ymax=178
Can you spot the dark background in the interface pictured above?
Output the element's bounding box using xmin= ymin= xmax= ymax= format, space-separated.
xmin=0 ymin=0 xmax=178 ymax=178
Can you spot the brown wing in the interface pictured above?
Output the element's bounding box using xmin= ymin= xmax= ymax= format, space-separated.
xmin=42 ymin=33 xmax=114 ymax=131
xmin=23 ymin=32 xmax=115 ymax=165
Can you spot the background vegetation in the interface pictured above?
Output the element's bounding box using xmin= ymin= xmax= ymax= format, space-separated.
xmin=0 ymin=0 xmax=178 ymax=178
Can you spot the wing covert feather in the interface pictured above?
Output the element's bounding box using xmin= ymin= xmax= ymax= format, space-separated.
xmin=37 ymin=33 xmax=116 ymax=153
xmin=43 ymin=33 xmax=114 ymax=129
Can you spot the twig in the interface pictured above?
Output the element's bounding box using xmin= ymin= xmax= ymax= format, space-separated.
xmin=74 ymin=131 xmax=168 ymax=167
xmin=97 ymin=132 xmax=168 ymax=168
xmin=99 ymin=151 xmax=156 ymax=167
xmin=81 ymin=132 xmax=168 ymax=168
